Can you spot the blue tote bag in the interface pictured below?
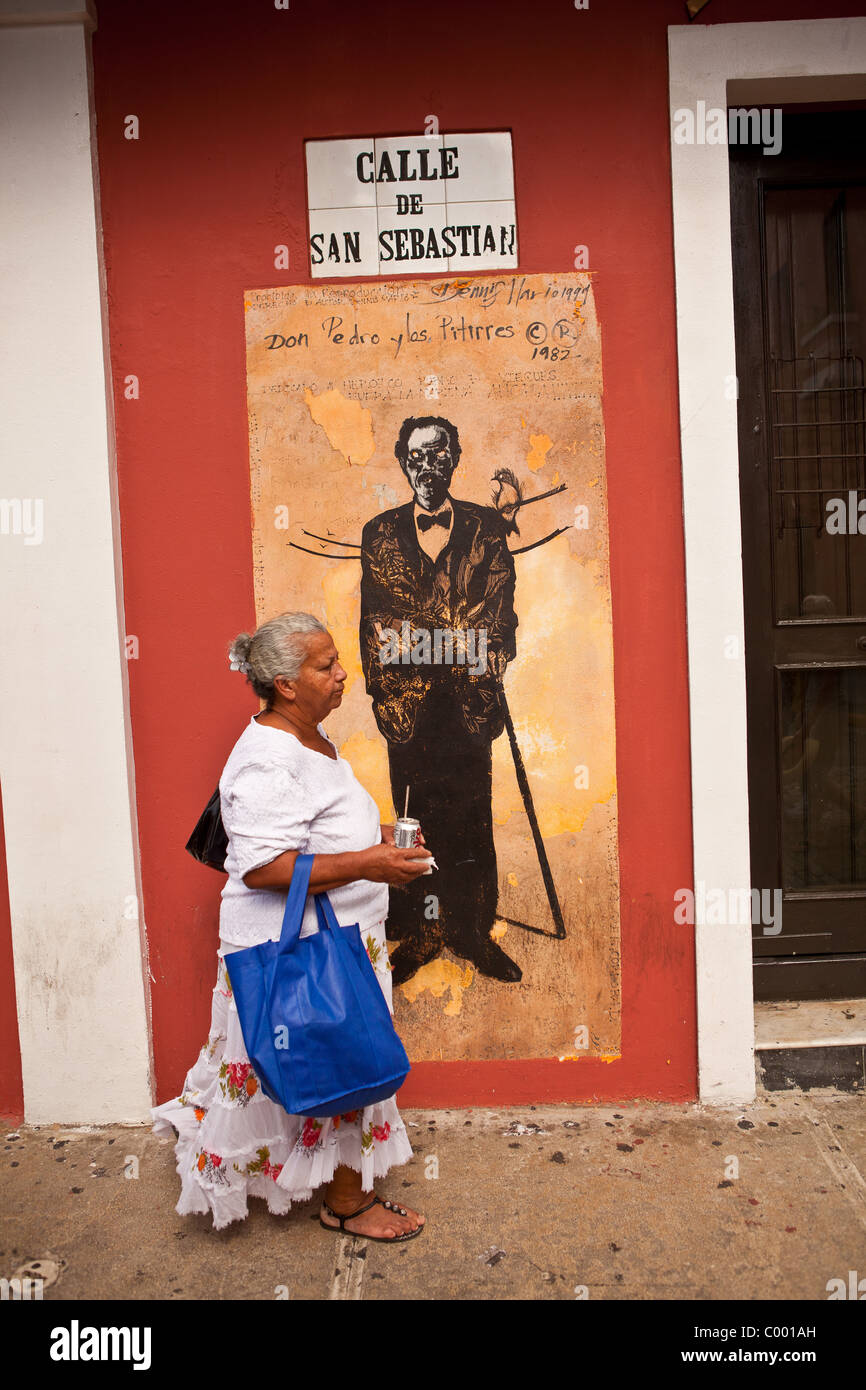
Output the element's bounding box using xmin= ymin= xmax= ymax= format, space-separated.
xmin=224 ymin=854 xmax=410 ymax=1118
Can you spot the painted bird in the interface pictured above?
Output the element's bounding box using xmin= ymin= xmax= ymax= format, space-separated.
xmin=491 ymin=468 xmax=525 ymax=535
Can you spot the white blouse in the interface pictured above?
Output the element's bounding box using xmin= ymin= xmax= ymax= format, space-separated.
xmin=218 ymin=716 xmax=389 ymax=948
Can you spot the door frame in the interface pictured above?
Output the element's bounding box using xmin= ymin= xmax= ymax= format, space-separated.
xmin=667 ymin=18 xmax=866 ymax=1104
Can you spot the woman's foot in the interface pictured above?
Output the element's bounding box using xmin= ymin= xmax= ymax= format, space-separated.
xmin=320 ymin=1191 xmax=425 ymax=1240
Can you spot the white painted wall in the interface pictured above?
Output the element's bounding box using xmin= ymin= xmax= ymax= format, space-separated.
xmin=0 ymin=0 xmax=153 ymax=1121
xmin=668 ymin=18 xmax=866 ymax=1104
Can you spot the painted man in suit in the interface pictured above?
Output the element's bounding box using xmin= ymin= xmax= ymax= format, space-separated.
xmin=360 ymin=416 xmax=521 ymax=985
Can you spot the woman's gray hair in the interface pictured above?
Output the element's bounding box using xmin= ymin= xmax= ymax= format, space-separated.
xmin=229 ymin=612 xmax=328 ymax=703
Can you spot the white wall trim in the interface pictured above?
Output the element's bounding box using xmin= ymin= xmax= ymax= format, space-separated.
xmin=0 ymin=5 xmax=153 ymax=1121
xmin=668 ymin=18 xmax=866 ymax=1104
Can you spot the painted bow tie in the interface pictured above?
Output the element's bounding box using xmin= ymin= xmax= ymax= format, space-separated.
xmin=417 ymin=508 xmax=452 ymax=532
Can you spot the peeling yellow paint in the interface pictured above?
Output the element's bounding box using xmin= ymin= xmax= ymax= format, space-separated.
xmin=399 ymin=959 xmax=474 ymax=1016
xmin=506 ymin=872 xmax=518 ymax=887
xmin=338 ymin=728 xmax=392 ymax=822
xmin=304 ymin=387 xmax=375 ymax=465
xmin=557 ymin=1051 xmax=622 ymax=1062
xmin=490 ymin=920 xmax=508 ymax=942
xmin=526 ymin=432 xmax=554 ymax=472
xmin=491 ymin=535 xmax=617 ymax=836
xmin=321 ymin=562 xmax=363 ymax=697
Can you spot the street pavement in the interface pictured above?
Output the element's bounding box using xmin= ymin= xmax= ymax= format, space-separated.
xmin=1 ymin=1091 xmax=864 ymax=1302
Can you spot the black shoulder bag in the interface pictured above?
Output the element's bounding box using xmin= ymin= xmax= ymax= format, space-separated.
xmin=185 ymin=786 xmax=228 ymax=872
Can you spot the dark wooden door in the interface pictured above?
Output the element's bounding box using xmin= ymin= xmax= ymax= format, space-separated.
xmin=730 ymin=110 xmax=866 ymax=1001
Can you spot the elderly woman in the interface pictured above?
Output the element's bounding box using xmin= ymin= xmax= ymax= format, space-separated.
xmin=153 ymin=611 xmax=431 ymax=1239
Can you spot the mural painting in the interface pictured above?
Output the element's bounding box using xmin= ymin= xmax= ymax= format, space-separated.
xmin=244 ymin=272 xmax=621 ymax=1062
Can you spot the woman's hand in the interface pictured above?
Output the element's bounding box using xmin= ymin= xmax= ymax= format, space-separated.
xmin=242 ymin=835 xmax=431 ymax=894
xmin=362 ymin=843 xmax=433 ymax=885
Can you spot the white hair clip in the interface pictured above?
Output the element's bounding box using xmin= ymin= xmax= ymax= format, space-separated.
xmin=229 ymin=655 xmax=251 ymax=674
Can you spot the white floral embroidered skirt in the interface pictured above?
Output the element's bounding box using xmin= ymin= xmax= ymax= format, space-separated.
xmin=151 ymin=919 xmax=413 ymax=1230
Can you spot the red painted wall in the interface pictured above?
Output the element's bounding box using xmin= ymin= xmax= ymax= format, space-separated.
xmin=0 ymin=783 xmax=24 ymax=1123
xmin=90 ymin=0 xmax=861 ymax=1107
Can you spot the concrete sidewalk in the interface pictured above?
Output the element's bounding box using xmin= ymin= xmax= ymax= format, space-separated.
xmin=2 ymin=1091 xmax=864 ymax=1301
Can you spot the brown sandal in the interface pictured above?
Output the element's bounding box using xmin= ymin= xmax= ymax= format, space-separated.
xmin=319 ymin=1193 xmax=424 ymax=1243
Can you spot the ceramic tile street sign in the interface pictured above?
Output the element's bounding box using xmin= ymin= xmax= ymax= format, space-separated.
xmin=306 ymin=133 xmax=517 ymax=278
